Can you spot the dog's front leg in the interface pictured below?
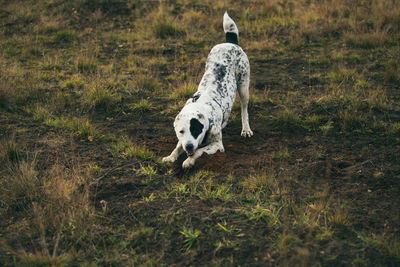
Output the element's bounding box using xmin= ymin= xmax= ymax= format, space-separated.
xmin=182 ymin=131 xmax=224 ymax=169
xmin=182 ymin=142 xmax=224 ymax=168
xmin=162 ymin=142 xmax=183 ymax=163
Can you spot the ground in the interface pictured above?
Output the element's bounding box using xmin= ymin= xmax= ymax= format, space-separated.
xmin=0 ymin=0 xmax=400 ymax=266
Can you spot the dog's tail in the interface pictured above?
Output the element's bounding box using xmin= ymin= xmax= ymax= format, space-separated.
xmin=223 ymin=11 xmax=239 ymax=45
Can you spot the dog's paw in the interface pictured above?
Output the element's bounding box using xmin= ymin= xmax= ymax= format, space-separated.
xmin=162 ymin=155 xmax=176 ymax=163
xmin=182 ymin=157 xmax=195 ymax=169
xmin=241 ymin=128 xmax=253 ymax=137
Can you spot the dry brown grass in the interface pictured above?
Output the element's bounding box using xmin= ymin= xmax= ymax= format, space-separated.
xmin=0 ymin=153 xmax=97 ymax=264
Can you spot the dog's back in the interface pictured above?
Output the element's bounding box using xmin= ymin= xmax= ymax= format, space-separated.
xmin=191 ymin=12 xmax=249 ymax=127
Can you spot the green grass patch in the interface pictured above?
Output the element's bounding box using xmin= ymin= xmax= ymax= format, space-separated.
xmin=111 ymin=138 xmax=156 ymax=161
xmin=45 ymin=117 xmax=96 ymax=138
xmin=268 ymin=109 xmax=308 ymax=133
xmin=85 ymin=86 xmax=121 ymax=111
xmin=128 ymin=99 xmax=156 ymax=114
xmin=135 ymin=77 xmax=161 ymax=93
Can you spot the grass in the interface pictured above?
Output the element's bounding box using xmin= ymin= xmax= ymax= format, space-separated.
xmin=45 ymin=117 xmax=96 ymax=138
xmin=170 ymin=82 xmax=198 ymax=100
xmin=0 ymin=0 xmax=399 ymax=266
xmin=0 ymin=156 xmax=96 ymax=266
xmin=180 ymin=226 xmax=201 ymax=250
xmin=53 ymin=30 xmax=77 ymax=44
xmin=111 ymin=137 xmax=156 ymax=161
xmin=153 ymin=22 xmax=184 ymax=39
xmin=84 ymin=86 xmax=121 ymax=111
xmin=128 ymin=99 xmax=156 ymax=114
xmin=0 ymin=137 xmax=23 ymax=162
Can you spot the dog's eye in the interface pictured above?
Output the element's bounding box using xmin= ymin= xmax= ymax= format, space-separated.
xmin=179 ymin=130 xmax=184 ymax=134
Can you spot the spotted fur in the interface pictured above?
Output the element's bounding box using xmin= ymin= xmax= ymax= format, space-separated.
xmin=163 ymin=12 xmax=253 ymax=168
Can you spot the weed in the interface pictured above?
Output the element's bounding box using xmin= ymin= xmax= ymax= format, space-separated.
xmin=245 ymin=203 xmax=282 ymax=227
xmin=329 ymin=209 xmax=351 ymax=227
xmin=169 ymin=182 xmax=189 ymax=196
xmin=180 ymin=226 xmax=201 ymax=250
xmin=142 ymin=193 xmax=156 ymax=203
xmin=139 ymin=165 xmax=157 ymax=180
xmin=217 ymin=221 xmax=241 ymax=234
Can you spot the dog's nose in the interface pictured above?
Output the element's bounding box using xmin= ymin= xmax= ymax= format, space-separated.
xmin=185 ymin=143 xmax=194 ymax=152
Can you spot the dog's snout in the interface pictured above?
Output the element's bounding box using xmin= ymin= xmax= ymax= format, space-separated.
xmin=185 ymin=143 xmax=194 ymax=152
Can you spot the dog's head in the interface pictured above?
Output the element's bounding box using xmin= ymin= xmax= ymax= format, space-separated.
xmin=174 ymin=113 xmax=208 ymax=157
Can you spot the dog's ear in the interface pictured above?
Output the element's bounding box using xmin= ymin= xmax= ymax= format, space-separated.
xmin=190 ymin=118 xmax=204 ymax=139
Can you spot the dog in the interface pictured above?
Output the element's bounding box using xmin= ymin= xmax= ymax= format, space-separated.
xmin=163 ymin=12 xmax=253 ymax=168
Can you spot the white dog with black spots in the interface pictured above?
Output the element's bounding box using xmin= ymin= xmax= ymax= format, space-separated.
xmin=163 ymin=12 xmax=253 ymax=168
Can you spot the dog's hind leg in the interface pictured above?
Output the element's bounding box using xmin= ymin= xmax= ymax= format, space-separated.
xmin=237 ymin=67 xmax=253 ymax=137
xmin=162 ymin=142 xmax=183 ymax=163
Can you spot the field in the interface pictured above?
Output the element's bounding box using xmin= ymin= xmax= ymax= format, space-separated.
xmin=1 ymin=0 xmax=400 ymax=265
